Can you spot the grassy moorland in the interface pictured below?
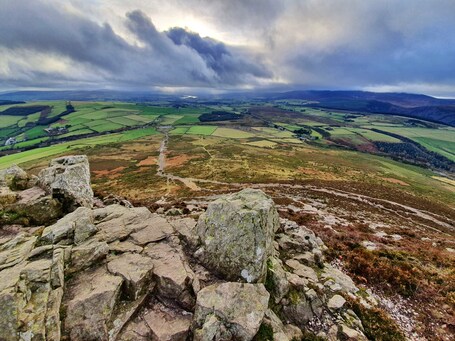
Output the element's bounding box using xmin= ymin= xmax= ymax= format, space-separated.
xmin=1 ymin=99 xmax=454 ymax=339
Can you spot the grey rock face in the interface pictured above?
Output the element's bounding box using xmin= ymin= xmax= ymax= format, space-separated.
xmin=107 ymin=253 xmax=154 ymax=300
xmin=41 ymin=207 xmax=96 ymax=245
xmin=193 ymin=282 xmax=270 ymax=341
xmin=143 ymin=301 xmax=192 ymax=341
xmin=38 ymin=155 xmax=94 ymax=209
xmin=196 ymin=188 xmax=279 ymax=283
xmin=64 ymin=267 xmax=123 ymax=341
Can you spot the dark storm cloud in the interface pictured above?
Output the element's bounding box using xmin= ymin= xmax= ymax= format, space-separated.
xmin=166 ymin=27 xmax=271 ymax=83
xmin=1 ymin=0 xmax=455 ymax=94
xmin=0 ymin=1 xmax=271 ymax=88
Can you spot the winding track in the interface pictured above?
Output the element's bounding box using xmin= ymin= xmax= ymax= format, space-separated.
xmin=157 ymin=133 xmax=454 ymax=233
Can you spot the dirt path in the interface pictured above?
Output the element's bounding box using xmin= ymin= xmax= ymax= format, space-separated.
xmin=156 ymin=133 xmax=453 ymax=233
xmin=157 ymin=131 xmax=201 ymax=193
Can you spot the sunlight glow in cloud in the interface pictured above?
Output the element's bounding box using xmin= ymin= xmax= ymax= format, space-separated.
xmin=0 ymin=0 xmax=454 ymax=96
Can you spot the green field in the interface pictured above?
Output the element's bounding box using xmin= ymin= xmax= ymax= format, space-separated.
xmin=169 ymin=127 xmax=190 ymax=135
xmin=0 ymin=127 xmax=159 ymax=169
xmin=186 ymin=125 xmax=218 ymax=135
xmin=212 ymin=127 xmax=255 ymax=138
xmin=0 ymin=115 xmax=22 ymax=128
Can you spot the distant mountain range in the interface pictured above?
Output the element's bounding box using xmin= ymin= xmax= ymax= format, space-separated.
xmin=1 ymin=89 xmax=454 ymax=126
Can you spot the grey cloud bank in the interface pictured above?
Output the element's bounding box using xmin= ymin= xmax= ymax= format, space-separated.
xmin=0 ymin=0 xmax=455 ymax=96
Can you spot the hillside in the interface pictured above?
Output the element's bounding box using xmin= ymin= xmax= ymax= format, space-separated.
xmin=0 ymin=98 xmax=454 ymax=340
xmin=269 ymin=90 xmax=455 ymax=126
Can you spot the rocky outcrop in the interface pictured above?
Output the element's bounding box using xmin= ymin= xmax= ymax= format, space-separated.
xmin=192 ymin=282 xmax=270 ymax=340
xmin=107 ymin=253 xmax=154 ymax=300
xmin=0 ymin=166 xmax=383 ymax=341
xmin=196 ymin=188 xmax=279 ymax=283
xmin=64 ymin=266 xmax=123 ymax=340
xmin=38 ymin=155 xmax=93 ymax=209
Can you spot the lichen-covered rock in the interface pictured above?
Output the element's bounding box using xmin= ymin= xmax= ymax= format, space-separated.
xmin=0 ymin=233 xmax=37 ymax=271
xmin=193 ymin=282 xmax=270 ymax=341
xmin=10 ymin=194 xmax=62 ymax=226
xmin=38 ymin=155 xmax=93 ymax=209
xmin=267 ymin=257 xmax=290 ymax=304
xmin=64 ymin=267 xmax=123 ymax=341
xmin=196 ymin=188 xmax=279 ymax=283
xmin=0 ymin=186 xmax=17 ymax=208
xmin=0 ymin=165 xmax=30 ymax=190
xmin=281 ymin=290 xmax=314 ymax=327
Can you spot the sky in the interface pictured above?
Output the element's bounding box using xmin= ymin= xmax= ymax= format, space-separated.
xmin=1 ymin=0 xmax=455 ymax=96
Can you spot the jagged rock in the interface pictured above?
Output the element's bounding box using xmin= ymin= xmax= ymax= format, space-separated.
xmin=45 ymin=287 xmax=64 ymax=341
xmin=283 ymin=324 xmax=304 ymax=340
xmin=282 ymin=290 xmax=314 ymax=326
xmin=285 ymin=259 xmax=318 ymax=282
xmin=305 ymin=288 xmax=324 ymax=317
xmin=169 ymin=217 xmax=199 ymax=247
xmin=68 ymin=239 xmax=109 ymax=274
xmin=0 ymin=233 xmax=36 ymax=271
xmin=143 ymin=242 xmax=197 ymax=309
xmin=117 ymin=317 xmax=151 ymax=341
xmin=0 ymin=263 xmax=28 ymax=341
xmin=287 ymin=272 xmax=309 ymax=290
xmin=109 ymin=240 xmax=143 ymax=253
xmin=10 ymin=194 xmax=62 ymax=226
xmin=107 ymin=253 xmax=154 ymax=300
xmin=65 ymin=267 xmax=123 ymax=341
xmin=102 ymin=194 xmax=133 ymax=208
xmin=16 ymin=258 xmax=60 ymax=341
xmin=129 ymin=214 xmax=174 ymax=245
xmin=73 ymin=208 xmax=97 ymax=244
xmin=196 ymin=188 xmax=279 ymax=283
xmin=262 ymin=309 xmax=291 ymax=341
xmin=0 ymin=165 xmax=30 ymax=190
xmin=0 ymin=186 xmax=17 ymax=208
xmin=339 ymin=324 xmax=368 ymax=340
xmin=108 ymin=293 xmax=149 ymax=341
xmin=94 ymin=205 xmax=155 ymax=243
xmin=50 ymin=248 xmax=65 ymax=288
xmin=321 ymin=265 xmax=359 ymax=294
xmin=267 ymin=257 xmax=290 ymax=303
xmin=38 ymin=155 xmax=93 ymax=209
xmin=41 ymin=207 xmax=95 ymax=245
xmin=193 ymin=282 xmax=270 ymax=341
xmin=328 ymin=294 xmax=346 ymax=311
xmin=143 ymin=301 xmax=192 ymax=341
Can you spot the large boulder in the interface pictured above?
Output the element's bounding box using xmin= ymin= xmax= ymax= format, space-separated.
xmin=196 ymin=188 xmax=279 ymax=283
xmin=38 ymin=155 xmax=93 ymax=210
xmin=193 ymin=282 xmax=270 ymax=341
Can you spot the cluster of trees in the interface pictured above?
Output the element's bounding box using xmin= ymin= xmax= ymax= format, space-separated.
xmin=199 ymin=111 xmax=242 ymax=122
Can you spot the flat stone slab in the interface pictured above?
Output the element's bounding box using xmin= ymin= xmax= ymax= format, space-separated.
xmin=143 ymin=301 xmax=192 ymax=341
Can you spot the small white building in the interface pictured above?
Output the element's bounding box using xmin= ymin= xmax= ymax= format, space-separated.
xmin=4 ymin=137 xmax=16 ymax=146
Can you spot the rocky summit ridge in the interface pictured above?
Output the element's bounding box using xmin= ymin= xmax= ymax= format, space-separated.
xmin=0 ymin=155 xmax=378 ymax=340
